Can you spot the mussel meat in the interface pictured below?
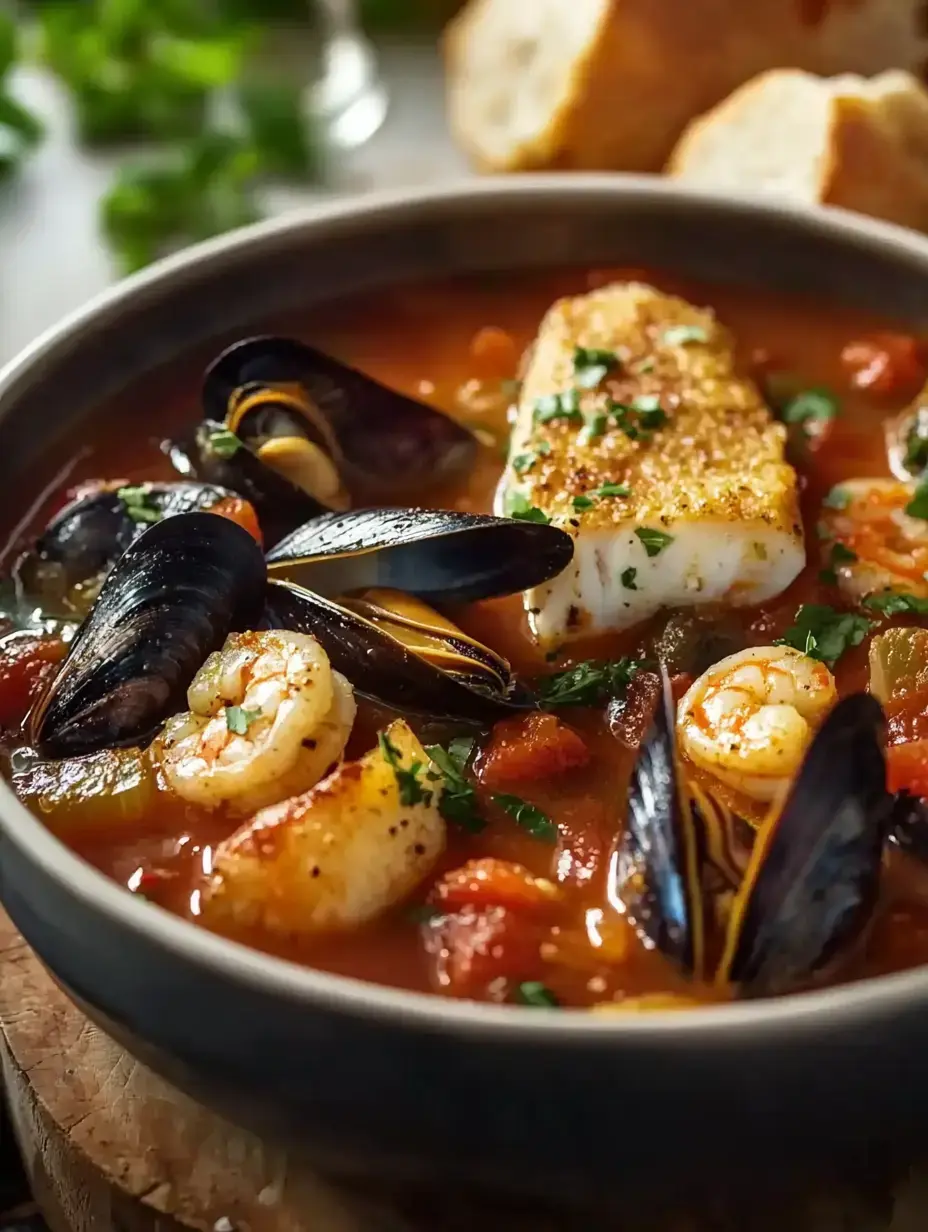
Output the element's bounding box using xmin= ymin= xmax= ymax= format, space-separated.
xmin=203 ymin=335 xmax=477 ymax=499
xmin=613 ymin=672 xmax=891 ymax=996
xmin=266 ymin=507 xmax=575 ymax=604
xmin=264 ymin=579 xmax=534 ymax=723
xmin=29 ymin=513 xmax=267 ymax=758
xmin=14 ymin=479 xmax=244 ymax=618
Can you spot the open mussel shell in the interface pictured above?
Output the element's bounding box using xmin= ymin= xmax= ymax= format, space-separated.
xmin=266 ymin=508 xmax=574 ymax=604
xmin=29 ymin=513 xmax=267 ymax=759
xmin=888 ymin=790 xmax=928 ymax=861
xmin=717 ymin=693 xmax=890 ymax=996
xmin=264 ymin=579 xmax=535 ymax=723
xmin=14 ymin=480 xmax=243 ymax=618
xmin=164 ymin=422 xmax=329 ymax=548
xmin=203 ymin=336 xmax=478 ymax=498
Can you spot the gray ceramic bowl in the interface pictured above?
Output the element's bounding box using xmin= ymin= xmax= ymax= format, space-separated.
xmin=2 ymin=177 xmax=928 ymax=1206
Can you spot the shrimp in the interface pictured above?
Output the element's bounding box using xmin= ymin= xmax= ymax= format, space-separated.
xmin=155 ymin=629 xmax=356 ymax=816
xmin=819 ymin=478 xmax=928 ymax=601
xmin=200 ymin=719 xmax=445 ymax=935
xmin=677 ymin=646 xmax=837 ymax=803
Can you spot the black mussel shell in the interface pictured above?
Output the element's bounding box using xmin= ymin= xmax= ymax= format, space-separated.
xmin=887 ymin=789 xmax=928 ymax=861
xmin=264 ymin=579 xmax=534 ymax=723
xmin=203 ymin=336 xmax=477 ymax=498
xmin=29 ymin=513 xmax=267 ymax=758
xmin=14 ymin=480 xmax=240 ymax=615
xmin=164 ymin=422 xmax=329 ymax=548
xmin=651 ymin=608 xmax=747 ymax=679
xmin=612 ymin=669 xmax=706 ymax=976
xmin=265 ymin=508 xmax=574 ymax=604
xmin=718 ymin=693 xmax=890 ymax=997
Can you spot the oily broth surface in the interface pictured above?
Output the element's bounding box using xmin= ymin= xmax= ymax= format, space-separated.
xmin=4 ymin=266 xmax=928 ymax=1004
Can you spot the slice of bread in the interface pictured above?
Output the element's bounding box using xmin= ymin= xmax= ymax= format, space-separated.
xmin=443 ymin=0 xmax=928 ymax=173
xmin=667 ymin=69 xmax=928 ymax=234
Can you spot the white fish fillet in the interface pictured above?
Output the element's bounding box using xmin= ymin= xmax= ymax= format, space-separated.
xmin=496 ymin=282 xmax=805 ymax=647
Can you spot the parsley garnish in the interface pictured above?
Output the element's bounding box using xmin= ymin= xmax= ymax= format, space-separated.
xmin=635 ymin=527 xmax=674 ymax=557
xmin=493 ymin=793 xmax=557 ymax=843
xmin=537 ymin=658 xmax=645 ymax=707
xmin=533 ymin=391 xmax=582 ymax=425
xmin=621 ymin=567 xmax=638 ymax=589
xmin=512 ymin=453 xmax=537 ymax=476
xmin=225 ymin=705 xmax=261 ymax=735
xmin=609 ymin=396 xmax=668 ymax=439
xmin=578 ymin=412 xmax=608 ymax=444
xmin=507 ymin=492 xmax=551 ymax=524
xmin=818 ymin=541 xmax=857 ymax=586
xmin=781 ymin=388 xmax=840 ymax=425
xmin=906 ymin=476 xmax=928 ymax=520
xmin=776 ymin=604 xmax=871 ymax=667
xmin=905 ymin=408 xmax=928 ymax=473
xmin=378 ymin=731 xmax=432 ymax=808
xmin=425 ymin=737 xmax=486 ymax=833
xmin=863 ymin=591 xmax=928 ymax=617
xmin=207 ymin=428 xmax=242 ymax=459
xmin=823 ymin=486 xmax=850 ymax=510
xmin=572 ymin=483 xmax=630 ymax=512
xmin=572 ymin=495 xmax=594 ymax=511
xmin=516 ymin=981 xmax=560 ymax=1008
xmin=662 ymin=324 xmax=708 ymax=346
xmin=117 ymin=485 xmax=161 ymax=524
xmin=573 ymin=346 xmax=619 ymax=388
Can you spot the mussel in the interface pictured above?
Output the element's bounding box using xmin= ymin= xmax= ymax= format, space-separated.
xmin=28 ymin=513 xmax=267 ymax=758
xmin=14 ymin=480 xmax=243 ymax=619
xmin=613 ymin=671 xmax=892 ymax=996
xmin=886 ymin=380 xmax=928 ymax=480
xmin=266 ymin=507 xmax=575 ymax=604
xmin=264 ymin=580 xmax=534 ymax=723
xmin=203 ymin=336 xmax=477 ymax=498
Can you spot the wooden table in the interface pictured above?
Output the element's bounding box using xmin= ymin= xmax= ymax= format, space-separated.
xmin=6 ymin=910 xmax=928 ymax=1231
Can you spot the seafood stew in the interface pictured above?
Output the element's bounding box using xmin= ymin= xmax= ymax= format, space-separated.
xmin=5 ymin=266 xmax=928 ymax=1013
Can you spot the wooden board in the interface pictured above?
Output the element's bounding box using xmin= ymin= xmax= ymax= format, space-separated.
xmin=2 ymin=905 xmax=928 ymax=1232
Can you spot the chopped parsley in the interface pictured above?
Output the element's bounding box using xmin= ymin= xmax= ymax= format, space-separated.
xmin=578 ymin=411 xmax=608 ymax=444
xmin=818 ymin=541 xmax=857 ymax=586
xmin=425 ymin=737 xmax=486 ymax=833
xmin=492 ymin=793 xmax=557 ymax=843
xmin=572 ymin=494 xmax=595 ymax=512
xmin=117 ymin=485 xmax=161 ymax=524
xmin=533 ymin=390 xmax=582 ymax=425
xmin=863 ymin=591 xmax=928 ymax=617
xmin=225 ymin=705 xmax=261 ymax=735
xmin=572 ymin=483 xmax=631 ymax=513
xmin=662 ymin=324 xmax=708 ymax=346
xmin=621 ymin=567 xmax=638 ymax=589
xmin=207 ymin=427 xmax=242 ymax=459
xmin=609 ymin=395 xmax=668 ymax=439
xmin=823 ymin=485 xmax=850 ymax=511
xmin=507 ymin=492 xmax=551 ymax=524
xmin=906 ymin=476 xmax=928 ymax=520
xmin=378 ymin=731 xmax=432 ymax=808
xmin=780 ymin=387 xmax=840 ymax=425
xmin=537 ymin=657 xmax=645 ymax=707
xmin=511 ymin=453 xmax=537 ymax=476
xmin=516 ymin=981 xmax=560 ymax=1008
xmin=635 ymin=527 xmax=674 ymax=557
xmin=905 ymin=408 xmax=928 ymax=473
xmin=776 ymin=604 xmax=872 ymax=667
xmin=573 ymin=346 xmax=619 ymax=388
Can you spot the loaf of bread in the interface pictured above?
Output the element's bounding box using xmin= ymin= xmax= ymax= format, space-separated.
xmin=443 ymin=0 xmax=928 ymax=173
xmin=667 ymin=69 xmax=928 ymax=233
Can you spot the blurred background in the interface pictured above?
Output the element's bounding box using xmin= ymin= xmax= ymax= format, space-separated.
xmin=0 ymin=0 xmax=467 ymax=365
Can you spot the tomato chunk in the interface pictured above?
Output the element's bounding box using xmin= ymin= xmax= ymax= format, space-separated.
xmin=431 ymin=857 xmax=562 ymax=913
xmin=887 ymin=741 xmax=928 ymax=799
xmin=422 ymin=905 xmax=545 ymax=1000
xmin=477 ymin=712 xmax=589 ymax=788
xmin=0 ymin=633 xmax=67 ymax=732
xmin=841 ymin=333 xmax=926 ymax=399
xmin=210 ymin=496 xmax=263 ymax=546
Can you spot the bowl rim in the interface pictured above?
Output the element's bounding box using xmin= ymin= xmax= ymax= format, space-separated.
xmin=3 ymin=171 xmax=928 ymax=1043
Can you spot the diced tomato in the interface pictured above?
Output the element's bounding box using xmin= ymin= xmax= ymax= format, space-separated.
xmin=431 ymin=857 xmax=562 ymax=913
xmin=421 ymin=904 xmax=545 ymax=1000
xmin=210 ymin=496 xmax=263 ymax=546
xmin=477 ymin=712 xmax=590 ymax=788
xmin=0 ymin=633 xmax=67 ymax=732
xmin=468 ymin=326 xmax=518 ymax=380
xmin=841 ymin=333 xmax=926 ymax=400
xmin=887 ymin=741 xmax=928 ymax=799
